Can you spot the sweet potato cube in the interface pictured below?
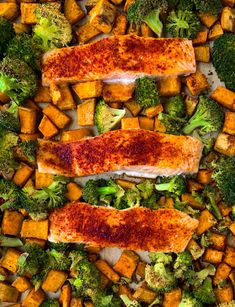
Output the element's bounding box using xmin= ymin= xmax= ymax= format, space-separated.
xmin=133 ymin=287 xmax=157 ymax=304
xmin=127 ymin=23 xmax=141 ymax=35
xmin=163 ymin=288 xmax=182 ymax=307
xmin=203 ymin=248 xmax=224 ymax=264
xmin=13 ymin=163 xmax=34 ymax=187
xmin=118 ymin=284 xmax=133 ymax=299
xmin=158 ymin=77 xmax=181 ymax=96
xmin=115 ymin=179 xmax=136 ymax=190
xmin=145 ymin=104 xmax=163 ymax=118
xmin=35 ymin=170 xmax=54 ymax=189
xmin=230 ymin=223 xmax=235 ymax=235
xmin=209 ymin=233 xmax=226 ymax=251
xmin=196 ymin=209 xmax=217 ymax=235
xmin=219 ymin=201 xmax=233 ymax=217
xmin=208 ymin=22 xmax=224 ymax=40
xmin=229 ymin=270 xmax=235 ymax=286
xmin=113 ymin=250 xmax=139 ymax=279
xmin=0 ymin=92 xmax=10 ymax=104
xmin=121 ymin=117 xmax=140 ymax=129
xmin=43 ymin=104 xmax=70 ymax=129
xmin=0 ymin=3 xmax=19 ymax=20
xmin=214 ymin=284 xmax=234 ymax=304
xmin=221 ymin=6 xmax=235 ymax=32
xmin=34 ymin=84 xmax=52 ymax=103
xmin=154 ymin=117 xmax=166 ymax=133
xmin=1 ymin=248 xmax=21 ymax=273
xmin=20 ymin=3 xmax=38 ymax=23
xmin=22 ymin=289 xmax=45 ymax=307
xmin=124 ymin=99 xmax=142 ymax=117
xmin=0 ymin=282 xmax=19 ymax=303
xmin=214 ymin=263 xmax=232 ymax=285
xmin=211 ymin=86 xmax=235 ymax=111
xmin=25 ymin=238 xmax=46 ymax=248
xmin=59 ymin=283 xmax=71 ymax=307
xmin=222 ymin=0 xmax=235 ymax=6
xmin=187 ymin=179 xmax=204 ymax=192
xmin=61 ymin=128 xmax=93 ymax=142
xmin=65 ymin=182 xmax=82 ymax=201
xmin=76 ymin=21 xmax=101 ymax=44
xmin=194 ymin=46 xmax=210 ymax=63
xmin=73 ymin=81 xmax=103 ymax=100
xmin=24 ymin=178 xmax=34 ymax=189
xmin=112 ymin=13 xmax=127 ymax=35
xmin=12 ymin=276 xmax=31 ymax=293
xmin=42 ymin=270 xmax=68 ymax=292
xmin=185 ymin=71 xmax=210 ymax=96
xmin=64 ymin=0 xmax=84 ymax=25
xmin=223 ymin=112 xmax=235 ymax=135
xmin=19 ymin=133 xmax=41 ymax=141
xmin=103 ymin=83 xmax=134 ymax=102
xmin=136 ymin=261 xmax=147 ymax=279
xmin=124 ymin=0 xmax=134 ymax=11
xmin=86 ymin=0 xmax=99 ymax=11
xmin=95 ymin=259 xmax=120 ymax=283
xmin=77 ymin=99 xmax=96 ymax=126
xmin=84 ymin=302 xmax=94 ymax=307
xmin=2 ymin=210 xmax=23 ymax=236
xmin=185 ymin=96 xmax=198 ymax=116
xmin=181 ymin=193 xmax=205 ymax=210
xmin=38 ymin=115 xmax=59 ymax=139
xmin=138 ymin=116 xmax=154 ymax=130
xmin=70 ymin=297 xmax=83 ymax=306
xmin=214 ymin=133 xmax=235 ymax=155
xmin=224 ymin=246 xmax=235 ymax=268
xmin=55 ymin=84 xmax=76 ymax=111
xmin=21 ymin=219 xmax=49 ymax=240
xmin=141 ymin=23 xmax=153 ymax=37
xmin=198 ymin=12 xmax=217 ymax=28
xmin=192 ymin=30 xmax=208 ymax=45
xmin=196 ymin=169 xmax=213 ymax=184
xmin=19 ymin=107 xmax=37 ymax=134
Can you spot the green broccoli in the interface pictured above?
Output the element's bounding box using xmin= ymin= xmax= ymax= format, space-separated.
xmin=47 ymin=248 xmax=72 ymax=270
xmin=212 ymin=156 xmax=235 ymax=205
xmin=158 ymin=112 xmax=186 ymax=135
xmin=155 ymin=176 xmax=186 ymax=196
xmin=177 ymin=0 xmax=194 ymax=10
xmin=0 ymin=56 xmax=38 ymax=104
xmin=135 ymin=77 xmax=160 ymax=108
xmin=149 ymin=252 xmax=173 ymax=265
xmin=179 ymin=291 xmax=203 ymax=307
xmin=184 ymin=264 xmax=216 ymax=288
xmin=40 ymin=299 xmax=60 ymax=307
xmin=166 ymin=9 xmax=201 ymax=39
xmin=33 ymin=3 xmax=72 ymax=50
xmin=136 ymin=180 xmax=154 ymax=200
xmin=174 ymin=199 xmax=200 ymax=218
xmin=31 ymin=271 xmax=47 ymax=291
xmin=120 ymin=295 xmax=141 ymax=307
xmin=127 ymin=0 xmax=168 ymax=37
xmin=95 ymin=100 xmax=126 ymax=134
xmin=194 ymin=0 xmax=222 ymax=16
xmin=141 ymin=192 xmax=160 ymax=209
xmin=0 ymin=17 xmax=15 ymax=60
xmin=0 ymin=178 xmax=22 ymax=211
xmin=0 ymin=102 xmax=20 ymax=133
xmin=203 ymin=185 xmax=222 ymax=220
xmin=7 ymin=33 xmax=43 ymax=71
xmin=183 ymin=96 xmax=224 ymax=135
xmin=69 ymin=249 xmax=87 ymax=270
xmin=212 ymin=33 xmax=235 ymax=91
xmin=193 ymin=277 xmax=216 ymax=305
xmin=164 ymin=95 xmax=186 ymax=118
xmin=19 ymin=140 xmax=38 ymax=162
xmin=145 ymin=263 xmax=177 ymax=293
xmin=0 ymin=234 xmax=23 ymax=247
xmin=122 ymin=188 xmax=141 ymax=208
xmin=0 ymin=129 xmax=19 ymax=179
xmin=47 ymin=242 xmax=71 ymax=252
xmin=173 ymin=251 xmax=193 ymax=279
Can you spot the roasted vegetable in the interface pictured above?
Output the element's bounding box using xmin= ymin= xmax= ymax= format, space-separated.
xmin=194 ymin=0 xmax=222 ymax=17
xmin=19 ymin=140 xmax=37 ymax=162
xmin=164 ymin=94 xmax=186 ymax=118
xmin=0 ymin=102 xmax=19 ymax=133
xmin=135 ymin=77 xmax=160 ymax=108
xmin=155 ymin=176 xmax=187 ymax=196
xmin=158 ymin=112 xmax=186 ymax=135
xmin=0 ymin=17 xmax=15 ymax=60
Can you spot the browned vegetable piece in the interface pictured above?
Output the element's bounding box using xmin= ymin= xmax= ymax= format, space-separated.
xmin=112 ymin=13 xmax=127 ymax=35
xmin=154 ymin=117 xmax=166 ymax=133
xmin=198 ymin=12 xmax=218 ymax=28
xmin=70 ymin=297 xmax=83 ymax=306
xmin=219 ymin=201 xmax=232 ymax=217
xmin=223 ymin=112 xmax=235 ymax=135
xmin=20 ymin=3 xmax=38 ymax=23
xmin=115 ymin=179 xmax=136 ymax=190
xmin=76 ymin=20 xmax=101 ymax=44
xmin=13 ymin=22 xmax=31 ymax=34
xmin=0 ymin=282 xmax=19 ymax=303
xmin=65 ymin=182 xmax=82 ymax=201
xmin=77 ymin=99 xmax=96 ymax=126
xmin=121 ymin=117 xmax=140 ymax=129
xmin=99 ymin=272 xmax=110 ymax=289
xmin=43 ymin=104 xmax=71 ymax=129
xmin=85 ymin=244 xmax=102 ymax=253
xmin=73 ymin=81 xmax=103 ymax=100
xmin=208 ymin=22 xmax=224 ymax=40
xmin=229 ymin=270 xmax=235 ymax=286
xmin=214 ymin=133 xmax=235 ymax=155
xmin=61 ymin=129 xmax=93 ymax=142
xmin=2 ymin=210 xmax=24 ymax=236
xmin=141 ymin=23 xmax=153 ymax=37
xmin=133 ymin=287 xmax=157 ymax=304
xmin=196 ymin=209 xmax=217 ymax=235
xmin=34 ymin=83 xmax=52 ymax=104
xmin=194 ymin=46 xmax=210 ymax=63
xmin=224 ymin=246 xmax=235 ymax=268
xmin=187 ymin=239 xmax=204 ymax=260
xmin=138 ymin=116 xmax=154 ymax=130
xmin=25 ymin=238 xmax=46 ymax=248
xmin=0 ymin=92 xmax=10 ymax=104
xmin=12 ymin=276 xmax=31 ymax=293
xmin=213 ymin=263 xmax=232 ymax=285
xmin=145 ymin=104 xmax=163 ymax=118
xmin=64 ymin=0 xmax=85 ymax=25
xmin=230 ymin=223 xmax=235 ymax=235
xmin=185 ymin=71 xmax=210 ymax=96
xmin=203 ymin=248 xmax=224 ymax=264
xmin=84 ymin=302 xmax=94 ymax=307
xmin=192 ymin=31 xmax=208 ymax=45
xmin=19 ymin=107 xmax=37 ymax=134
xmin=95 ymin=259 xmax=120 ymax=283
xmin=181 ymin=193 xmax=205 ymax=210
xmin=55 ymin=85 xmax=76 ymax=111
xmin=21 ymin=219 xmax=49 ymax=240
xmin=136 ymin=261 xmax=147 ymax=279
xmin=103 ymin=83 xmax=134 ymax=102
xmin=211 ymin=86 xmax=235 ymax=111
xmin=118 ymin=284 xmax=133 ymax=299
xmin=184 ymin=96 xmax=198 ymax=116
xmin=35 ymin=170 xmax=54 ymax=189
xmin=124 ymin=0 xmax=134 ymax=11
xmin=59 ymin=283 xmax=71 ymax=307
xmin=214 ymin=284 xmax=234 ymax=304
xmin=86 ymin=0 xmax=98 ymax=11
xmin=42 ymin=270 xmax=68 ymax=292
xmin=221 ymin=6 xmax=235 ymax=32
xmin=127 ymin=23 xmax=141 ymax=35
xmin=158 ymin=77 xmax=181 ymax=97
xmin=38 ymin=115 xmax=59 ymax=139
xmin=19 ymin=133 xmax=41 ymax=141
xmin=187 ymin=180 xmax=204 ymax=193
xmin=196 ymin=169 xmax=213 ymax=184
xmin=0 ymin=3 xmax=19 ymax=20
xmin=163 ymin=288 xmax=182 ymax=307
xmin=124 ymin=99 xmax=142 ymax=117
xmin=13 ymin=163 xmax=34 ymax=187
xmin=113 ymin=250 xmax=139 ymax=279
xmin=209 ymin=233 xmax=226 ymax=251
xmin=110 ymin=0 xmax=123 ymax=4
xmin=222 ymin=0 xmax=235 ymax=6
xmin=22 ymin=288 xmax=45 ymax=307
xmin=1 ymin=248 xmax=21 ymax=273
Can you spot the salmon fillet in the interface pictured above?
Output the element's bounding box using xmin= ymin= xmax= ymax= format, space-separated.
xmin=49 ymin=202 xmax=199 ymax=252
xmin=37 ymin=129 xmax=203 ymax=178
xmin=42 ymin=35 xmax=196 ymax=86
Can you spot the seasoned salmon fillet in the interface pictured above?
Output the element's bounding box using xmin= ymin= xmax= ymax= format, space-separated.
xmin=49 ymin=202 xmax=199 ymax=252
xmin=42 ymin=35 xmax=196 ymax=86
xmin=37 ymin=129 xmax=203 ymax=178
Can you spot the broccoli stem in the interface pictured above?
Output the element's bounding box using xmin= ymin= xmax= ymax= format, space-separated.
xmin=0 ymin=235 xmax=23 ymax=247
xmin=183 ymin=119 xmax=208 ymax=134
xmin=155 ymin=182 xmax=171 ymax=192
xmin=0 ymin=201 xmax=12 ymax=211
xmin=207 ymin=195 xmax=222 ymax=220
xmin=143 ymin=9 xmax=163 ymax=37
xmin=97 ymin=186 xmax=117 ymax=195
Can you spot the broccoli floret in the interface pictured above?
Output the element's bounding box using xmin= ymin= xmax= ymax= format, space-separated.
xmin=203 ymin=185 xmax=222 ymax=220
xmin=136 ymin=180 xmax=154 ymax=200
xmin=135 ymin=77 xmax=160 ymax=108
xmin=0 ymin=129 xmax=19 ymax=179
xmin=212 ymin=33 xmax=235 ymax=91
xmin=19 ymin=140 xmax=37 ymax=162
xmin=0 ymin=234 xmax=23 ymax=247
xmin=212 ymin=156 xmax=235 ymax=205
xmin=149 ymin=252 xmax=173 ymax=265
xmin=0 ymin=17 xmax=15 ymax=60
xmin=123 ymin=188 xmax=141 ymax=208
xmin=31 ymin=271 xmax=47 ymax=291
xmin=174 ymin=251 xmax=192 ymax=279
xmin=193 ymin=277 xmax=216 ymax=305
xmin=128 ymin=0 xmax=168 ymax=37
xmin=120 ymin=295 xmax=141 ymax=307
xmin=194 ymin=0 xmax=222 ymax=16
xmin=184 ymin=264 xmax=216 ymax=288
xmin=155 ymin=176 xmax=186 ymax=196
xmin=0 ymin=178 xmax=22 ymax=211
xmin=179 ymin=291 xmax=203 ymax=307
xmin=141 ymin=192 xmax=160 ymax=209
xmin=7 ymin=33 xmax=43 ymax=71
xmin=164 ymin=95 xmax=186 ymax=118
xmin=69 ymin=249 xmax=87 ymax=270
xmin=47 ymin=242 xmax=71 ymax=253
xmin=40 ymin=299 xmax=60 ymax=307
xmin=158 ymin=112 xmax=186 ymax=135
xmin=177 ymin=0 xmax=194 ymax=10
xmin=0 ymin=102 xmax=20 ymax=133
xmin=0 ymin=57 xmax=38 ymax=104
xmin=95 ymin=100 xmax=126 ymax=134
xmin=33 ymin=4 xmax=72 ymax=50
xmin=183 ymin=95 xmax=224 ymax=135
xmin=166 ymin=10 xmax=201 ymax=39
xmin=145 ymin=263 xmax=177 ymax=293
xmin=47 ymin=248 xmax=72 ymax=270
